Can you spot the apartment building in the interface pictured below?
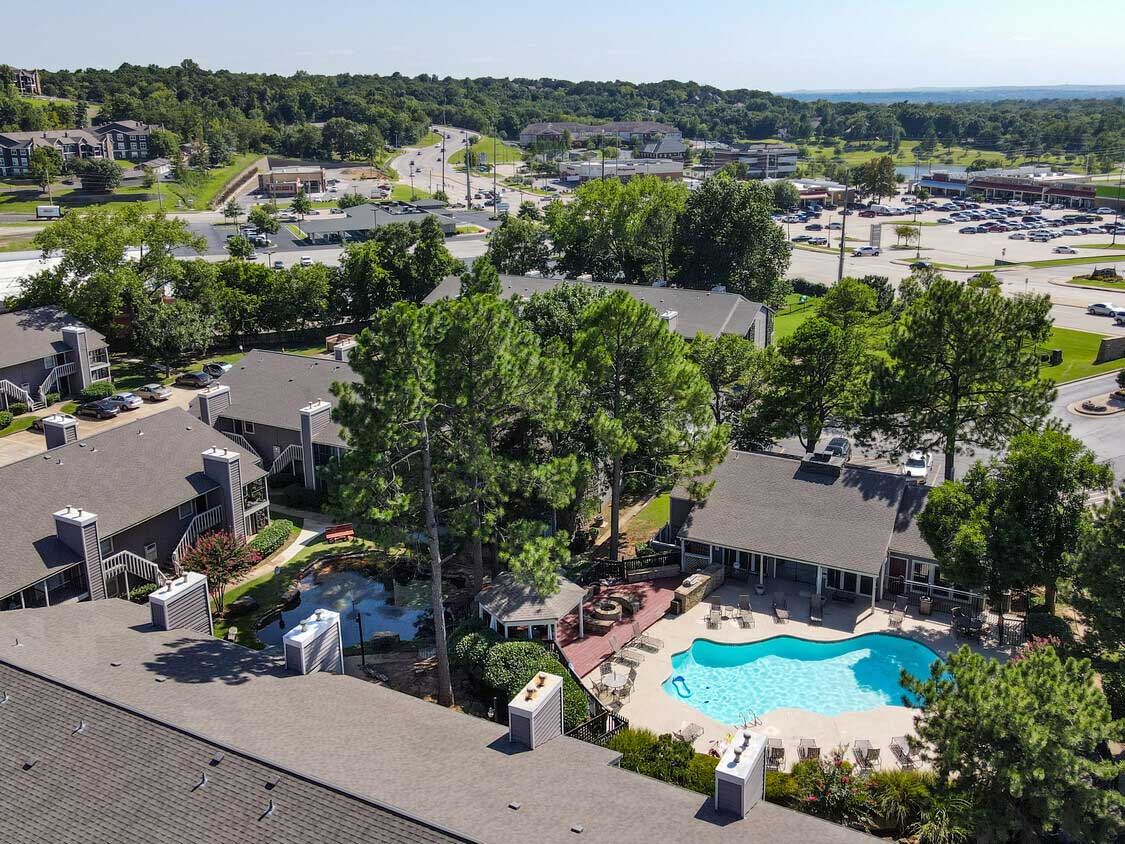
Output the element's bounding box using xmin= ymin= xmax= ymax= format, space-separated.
xmin=0 ymin=119 xmax=157 ymax=176
xmin=0 ymin=307 xmax=111 ymax=411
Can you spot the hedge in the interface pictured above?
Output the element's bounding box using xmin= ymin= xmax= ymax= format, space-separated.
xmin=789 ymin=277 xmax=829 ymax=297
xmin=45 ymin=392 xmax=60 ymax=405
xmin=80 ymin=382 xmax=115 ymax=401
xmin=128 ymin=583 xmax=159 ymax=604
xmin=605 ymin=728 xmax=718 ymax=796
xmin=0 ymin=412 xmax=11 ymax=429
xmin=481 ymin=640 xmax=589 ymax=728
xmin=7 ymin=402 xmax=27 ymax=416
xmin=249 ymin=519 xmax=295 ymax=558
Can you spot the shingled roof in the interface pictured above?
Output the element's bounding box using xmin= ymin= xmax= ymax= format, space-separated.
xmin=0 ymin=306 xmax=107 ymax=371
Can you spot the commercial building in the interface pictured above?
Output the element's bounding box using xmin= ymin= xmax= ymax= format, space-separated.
xmin=257 ymin=165 xmax=328 ymax=197
xmin=299 ymin=201 xmax=456 ymax=243
xmin=559 ymin=157 xmax=683 ymax=184
xmin=0 ymin=307 xmax=111 ymax=411
xmin=704 ymin=142 xmax=798 ymax=179
xmin=916 ymin=167 xmax=1096 ymax=208
xmin=0 ymin=598 xmax=872 ymax=844
xmin=636 ymin=137 xmax=688 ymax=160
xmin=519 ymin=120 xmax=682 ymax=147
xmin=425 ymin=274 xmax=774 ymax=348
xmin=0 ymin=407 xmax=270 ymax=612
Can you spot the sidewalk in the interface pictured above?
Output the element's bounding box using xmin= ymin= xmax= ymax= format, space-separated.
xmin=240 ymin=509 xmax=330 ymax=583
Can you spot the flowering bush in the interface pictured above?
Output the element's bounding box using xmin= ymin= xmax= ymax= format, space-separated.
xmin=791 ymin=748 xmax=873 ymax=828
xmin=178 ymin=530 xmax=260 ymax=614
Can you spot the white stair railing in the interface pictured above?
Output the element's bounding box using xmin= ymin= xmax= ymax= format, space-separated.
xmin=269 ymin=443 xmax=303 ymax=476
xmin=219 ymin=431 xmax=262 ymax=464
xmin=171 ymin=505 xmax=224 ymax=567
xmin=0 ymin=379 xmax=33 ymax=407
xmin=102 ymin=550 xmax=166 ymax=594
xmin=36 ymin=361 xmax=77 ymax=405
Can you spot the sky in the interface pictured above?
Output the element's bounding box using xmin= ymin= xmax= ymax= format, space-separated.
xmin=5 ymin=0 xmax=1124 ymax=92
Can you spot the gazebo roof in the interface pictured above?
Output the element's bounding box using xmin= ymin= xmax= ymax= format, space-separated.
xmin=477 ymin=572 xmax=586 ymax=625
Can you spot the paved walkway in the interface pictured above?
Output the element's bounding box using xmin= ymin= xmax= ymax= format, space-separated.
xmin=239 ymin=507 xmax=329 ymax=584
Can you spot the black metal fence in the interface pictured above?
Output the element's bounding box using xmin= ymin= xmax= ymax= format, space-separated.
xmin=565 ymin=709 xmax=630 ymax=746
xmin=578 ymin=551 xmax=681 ymax=585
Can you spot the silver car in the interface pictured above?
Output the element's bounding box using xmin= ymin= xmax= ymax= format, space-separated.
xmin=107 ymin=392 xmax=143 ymax=411
xmin=135 ymin=383 xmax=172 ymax=402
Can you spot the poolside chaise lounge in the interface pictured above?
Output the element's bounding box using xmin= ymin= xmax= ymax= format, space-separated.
xmin=707 ymin=608 xmax=722 ymax=630
xmin=609 ymin=634 xmax=646 ymax=667
xmin=798 ymin=738 xmax=820 ymax=761
xmin=853 ymin=740 xmax=880 ymax=768
xmin=772 ymin=592 xmax=789 ymax=623
xmin=675 ymin=722 xmax=704 ymax=744
xmin=738 ymin=594 xmax=754 ymax=628
xmin=629 ymin=620 xmax=663 ymax=652
xmin=709 ymin=595 xmax=722 ymax=614
xmin=767 ymin=738 xmax=785 ymax=770
xmin=890 ymin=736 xmax=916 ymax=769
xmin=808 ymin=595 xmax=823 ymax=625
xmin=889 ymin=595 xmax=908 ymax=628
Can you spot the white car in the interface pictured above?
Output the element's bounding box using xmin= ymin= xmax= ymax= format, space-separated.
xmin=1095 ymin=207 xmax=1115 ymax=215
xmin=300 ymin=256 xmax=312 ymax=266
xmin=1087 ymin=302 xmax=1117 ymax=315
xmin=1052 ymin=246 xmax=1076 ymax=254
xmin=852 ymin=245 xmax=881 ymax=257
xmin=107 ymin=392 xmax=143 ymax=411
xmin=135 ymin=383 xmax=172 ymax=402
xmin=902 ymin=451 xmax=933 ymax=480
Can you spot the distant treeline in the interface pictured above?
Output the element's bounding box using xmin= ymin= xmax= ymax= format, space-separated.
xmin=5 ymin=61 xmax=1123 ymax=167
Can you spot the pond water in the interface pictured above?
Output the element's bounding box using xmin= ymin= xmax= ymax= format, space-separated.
xmin=256 ymin=568 xmax=427 ymax=649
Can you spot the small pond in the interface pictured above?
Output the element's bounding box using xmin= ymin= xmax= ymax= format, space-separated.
xmin=256 ymin=568 xmax=428 ymax=649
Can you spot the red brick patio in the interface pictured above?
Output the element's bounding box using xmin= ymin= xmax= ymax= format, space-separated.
xmin=556 ymin=578 xmax=680 ymax=677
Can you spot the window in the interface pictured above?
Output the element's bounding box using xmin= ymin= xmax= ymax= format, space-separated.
xmin=144 ymin=543 xmax=158 ymax=562
xmin=912 ymin=561 xmax=930 ymax=583
xmin=683 ymin=540 xmax=709 ymax=557
xmin=178 ymin=501 xmax=193 ymax=520
xmin=243 ymin=420 xmax=255 ymax=434
xmin=99 ymin=536 xmax=114 ymax=557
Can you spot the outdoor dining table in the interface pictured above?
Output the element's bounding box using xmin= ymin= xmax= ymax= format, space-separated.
xmin=603 ymin=672 xmax=631 ymax=691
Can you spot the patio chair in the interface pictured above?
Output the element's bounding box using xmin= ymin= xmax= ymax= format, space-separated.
xmin=772 ymin=592 xmax=789 ymax=623
xmin=809 ymin=595 xmax=823 ymax=626
xmin=738 ymin=594 xmax=755 ymax=629
xmin=889 ymin=595 xmax=908 ymax=628
xmin=600 ymin=662 xmax=614 ymax=677
xmin=709 ymin=595 xmax=722 ymax=613
xmin=767 ymin=738 xmax=785 ymax=770
xmin=853 ymin=739 xmax=880 ymax=769
xmin=608 ymin=633 xmax=646 ymax=667
xmin=798 ymin=738 xmax=819 ymax=761
xmin=890 ymin=736 xmax=916 ymax=770
xmin=707 ymin=608 xmax=722 ymax=630
xmin=629 ymin=620 xmax=663 ymax=652
xmin=675 ymin=722 xmax=704 ymax=744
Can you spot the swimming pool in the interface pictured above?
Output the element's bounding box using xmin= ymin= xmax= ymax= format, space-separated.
xmin=662 ymin=634 xmax=940 ymax=722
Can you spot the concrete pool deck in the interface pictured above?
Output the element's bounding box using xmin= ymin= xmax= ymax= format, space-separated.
xmin=589 ymin=577 xmax=1011 ymax=770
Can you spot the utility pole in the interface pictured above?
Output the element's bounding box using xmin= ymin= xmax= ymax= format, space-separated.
xmin=465 ymin=135 xmax=472 ymax=207
xmin=837 ymin=178 xmax=849 ymax=283
xmin=441 ymin=132 xmax=446 ymax=198
xmin=493 ymin=131 xmax=498 ymax=211
xmin=1112 ymin=162 xmax=1123 ymax=247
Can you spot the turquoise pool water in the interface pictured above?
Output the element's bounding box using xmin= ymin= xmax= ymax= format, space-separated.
xmin=662 ymin=634 xmax=940 ymax=722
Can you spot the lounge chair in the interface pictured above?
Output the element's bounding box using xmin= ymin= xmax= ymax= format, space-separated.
xmin=738 ymin=594 xmax=755 ymax=629
xmin=890 ymin=736 xmax=916 ymax=769
xmin=707 ymin=608 xmax=722 ymax=630
xmin=809 ymin=595 xmax=823 ymax=625
xmin=772 ymin=592 xmax=789 ymax=623
xmin=798 ymin=738 xmax=819 ymax=761
xmin=608 ymin=634 xmax=646 ymax=667
xmin=853 ymin=739 xmax=880 ymax=769
xmin=675 ymin=722 xmax=704 ymax=744
xmin=630 ymin=621 xmax=663 ymax=652
xmin=767 ymin=738 xmax=785 ymax=770
xmin=889 ymin=595 xmax=908 ymax=628
xmin=709 ymin=595 xmax=722 ymax=613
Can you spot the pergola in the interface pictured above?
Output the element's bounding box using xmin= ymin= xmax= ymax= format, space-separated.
xmin=476 ymin=572 xmax=587 ymax=641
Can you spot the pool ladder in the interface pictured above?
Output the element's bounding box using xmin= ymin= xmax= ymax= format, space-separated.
xmin=740 ymin=709 xmax=762 ymax=728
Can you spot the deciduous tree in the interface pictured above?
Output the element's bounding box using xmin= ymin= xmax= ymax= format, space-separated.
xmin=687 ymin=332 xmax=766 ymax=425
xmin=1072 ymin=488 xmax=1125 ymax=649
xmin=131 ymin=298 xmax=215 ymax=375
xmin=179 ymin=530 xmax=260 ymax=615
xmin=485 ymin=215 xmax=551 ymax=276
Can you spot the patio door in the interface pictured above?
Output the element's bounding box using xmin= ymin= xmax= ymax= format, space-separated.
xmin=887 ymin=556 xmax=908 ymax=595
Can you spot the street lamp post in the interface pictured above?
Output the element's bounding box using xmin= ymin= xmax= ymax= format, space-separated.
xmin=837 ymin=179 xmax=850 ymax=282
xmin=352 ymin=596 xmax=367 ymax=669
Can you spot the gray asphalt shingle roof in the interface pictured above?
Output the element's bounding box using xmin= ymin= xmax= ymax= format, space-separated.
xmin=678 ymin=451 xmax=926 ymax=575
xmin=424 ymin=275 xmax=766 ymax=339
xmin=0 ymin=408 xmax=266 ymax=599
xmin=0 ymin=307 xmax=107 ymax=371
xmin=197 ymin=350 xmax=360 ymax=448
xmin=0 ymin=661 xmax=476 ymax=844
xmin=889 ymin=484 xmax=935 ymax=560
xmin=0 ymin=601 xmax=875 ymax=844
xmin=477 ymin=572 xmax=586 ymax=624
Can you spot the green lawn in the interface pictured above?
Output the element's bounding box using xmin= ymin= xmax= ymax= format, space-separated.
xmin=110 ymin=350 xmax=247 ymax=390
xmin=1067 ymin=276 xmax=1125 ymax=290
xmin=1095 ymin=185 xmax=1125 ymax=199
xmin=163 ymin=153 xmax=260 ymax=210
xmin=1041 ymin=327 xmax=1123 ymax=383
xmin=773 ymin=294 xmax=820 ymax=341
xmin=1078 ymin=243 xmax=1125 ymax=251
xmin=449 ymin=135 xmax=523 ymax=167
xmin=931 ymin=254 xmax=1125 ymax=272
xmin=0 ymin=236 xmax=36 ymax=252
xmin=0 ymin=414 xmax=36 ymax=438
xmin=407 ymin=131 xmax=442 ymax=148
xmin=383 ymin=184 xmax=432 ymax=202
xmin=623 ymin=493 xmax=670 ymax=548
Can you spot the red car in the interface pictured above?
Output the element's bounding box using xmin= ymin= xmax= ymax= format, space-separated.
xmin=858 ymin=210 xmax=877 ymax=218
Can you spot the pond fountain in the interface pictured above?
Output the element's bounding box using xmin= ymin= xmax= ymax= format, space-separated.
xmin=257 ymin=567 xmax=427 ymax=649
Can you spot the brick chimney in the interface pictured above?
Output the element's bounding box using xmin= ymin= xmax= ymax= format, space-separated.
xmin=53 ymin=506 xmax=105 ymax=601
xmin=201 ymin=447 xmax=245 ymax=541
xmin=508 ymin=671 xmax=564 ymax=750
xmin=149 ymin=572 xmax=213 ymax=636
xmin=283 ymin=609 xmax=343 ymax=675
xmin=197 ymin=384 xmax=232 ymax=426
xmin=298 ymin=400 xmax=331 ymax=491
xmin=42 ymin=414 xmax=78 ymax=449
xmin=713 ymin=730 xmax=767 ymax=819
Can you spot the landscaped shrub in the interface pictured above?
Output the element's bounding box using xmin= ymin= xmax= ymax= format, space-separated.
xmin=45 ymin=392 xmax=61 ymax=405
xmin=278 ymin=483 xmax=323 ymax=511
xmin=481 ymin=640 xmax=589 ymax=728
xmin=605 ymin=728 xmax=717 ymax=797
xmin=249 ymin=519 xmax=295 ymax=558
xmin=7 ymin=402 xmax=27 ymax=416
xmin=766 ymin=770 xmax=800 ymax=805
xmin=867 ymin=769 xmax=932 ymax=837
xmin=80 ymin=382 xmax=115 ymax=401
xmin=0 ymin=411 xmax=12 ymax=429
xmin=450 ymin=625 xmax=500 ymax=677
xmin=789 ymin=277 xmax=829 ymax=298
xmin=128 ymin=582 xmax=159 ymax=604
xmin=791 ymin=752 xmax=872 ymax=828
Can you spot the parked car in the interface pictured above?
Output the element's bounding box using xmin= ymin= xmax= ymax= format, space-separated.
xmin=76 ymin=399 xmax=120 ymax=420
xmin=1087 ymin=302 xmax=1118 ymax=315
xmin=808 ymin=237 xmax=828 ymax=246
xmin=902 ymin=451 xmax=933 ymax=480
xmin=300 ymin=256 xmax=313 ymax=266
xmin=1116 ymin=311 xmax=1125 ymax=326
xmin=1052 ymin=246 xmax=1077 ymax=254
xmin=909 ymin=260 xmax=933 ymax=270
xmin=1008 ymin=233 xmax=1026 ymax=240
xmin=106 ymin=392 xmax=143 ymax=411
xmin=858 ymin=210 xmax=877 ymax=218
xmin=174 ymin=371 xmax=214 ymax=388
xmin=1095 ymin=207 xmax=1115 ymax=215
xmin=135 ymin=383 xmax=172 ymax=402
xmin=852 ymin=245 xmax=880 ymax=257
xmin=31 ymin=412 xmax=77 ymax=433
xmin=824 ymin=437 xmax=851 ymax=460
xmin=273 ymin=260 xmax=285 ymax=269
xmin=202 ymin=361 xmax=232 ymax=378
